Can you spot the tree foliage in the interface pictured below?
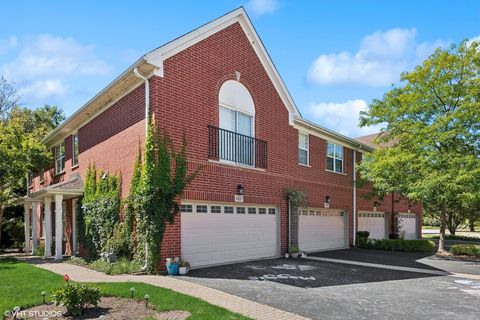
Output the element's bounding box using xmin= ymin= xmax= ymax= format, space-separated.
xmin=359 ymin=41 xmax=480 ymax=252
xmin=0 ymin=77 xmax=65 ymax=246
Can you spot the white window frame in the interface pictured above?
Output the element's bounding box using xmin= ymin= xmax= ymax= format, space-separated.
xmin=298 ymin=131 xmax=309 ymax=166
xmin=72 ymin=133 xmax=79 ymax=168
xmin=326 ymin=141 xmax=344 ymax=173
xmin=54 ymin=142 xmax=65 ymax=175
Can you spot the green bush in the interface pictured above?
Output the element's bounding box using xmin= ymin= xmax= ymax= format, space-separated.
xmin=288 ymin=246 xmax=300 ymax=254
xmin=105 ymin=222 xmax=130 ymax=258
xmin=450 ymin=244 xmax=480 ymax=257
xmin=357 ymin=231 xmax=370 ymax=240
xmin=428 ymin=234 xmax=480 ymax=241
xmin=357 ymin=239 xmax=435 ymax=252
xmin=33 ymin=242 xmax=45 ymax=256
xmin=2 ymin=218 xmax=24 ymax=250
xmin=66 ymin=256 xmax=89 ymax=266
xmin=52 ymin=283 xmax=101 ymax=316
xmin=89 ymin=258 xmax=141 ymax=275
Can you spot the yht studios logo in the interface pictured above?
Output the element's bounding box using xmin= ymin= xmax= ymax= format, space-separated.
xmin=4 ymin=307 xmax=62 ymax=319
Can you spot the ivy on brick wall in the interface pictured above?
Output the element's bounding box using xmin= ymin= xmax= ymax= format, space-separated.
xmin=133 ymin=117 xmax=200 ymax=274
xmin=79 ymin=164 xmax=121 ymax=258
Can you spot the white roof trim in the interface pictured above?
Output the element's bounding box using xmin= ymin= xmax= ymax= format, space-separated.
xmin=143 ymin=7 xmax=301 ymax=125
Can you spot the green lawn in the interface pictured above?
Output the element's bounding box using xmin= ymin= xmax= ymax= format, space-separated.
xmin=0 ymin=259 xmax=249 ymax=320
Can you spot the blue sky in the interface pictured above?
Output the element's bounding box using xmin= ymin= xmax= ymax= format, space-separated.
xmin=1 ymin=0 xmax=479 ymax=137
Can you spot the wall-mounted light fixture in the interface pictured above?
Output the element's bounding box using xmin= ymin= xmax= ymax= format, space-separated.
xmin=408 ymin=204 xmax=412 ymax=214
xmin=237 ymin=184 xmax=244 ymax=195
xmin=373 ymin=201 xmax=379 ymax=212
xmin=324 ymin=195 xmax=331 ymax=208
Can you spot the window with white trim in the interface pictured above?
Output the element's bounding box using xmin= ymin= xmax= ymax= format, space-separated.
xmin=54 ymin=142 xmax=65 ymax=174
xmin=298 ymin=132 xmax=309 ymax=165
xmin=180 ymin=204 xmax=193 ymax=213
xmin=211 ymin=205 xmax=221 ymax=213
xmin=72 ymin=133 xmax=79 ymax=167
xmin=327 ymin=142 xmax=344 ymax=173
xmin=196 ymin=205 xmax=208 ymax=213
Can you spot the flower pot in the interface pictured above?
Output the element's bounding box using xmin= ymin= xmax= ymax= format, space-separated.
xmin=290 ymin=252 xmax=300 ymax=259
xmin=166 ymin=262 xmax=179 ymax=275
xmin=179 ymin=266 xmax=189 ymax=275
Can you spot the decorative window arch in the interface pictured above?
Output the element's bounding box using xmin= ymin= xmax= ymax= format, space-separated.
xmin=217 ymin=80 xmax=256 ymax=166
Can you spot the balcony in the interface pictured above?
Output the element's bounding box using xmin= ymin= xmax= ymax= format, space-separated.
xmin=208 ymin=125 xmax=267 ymax=169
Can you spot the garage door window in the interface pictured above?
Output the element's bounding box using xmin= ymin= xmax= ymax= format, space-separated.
xmin=248 ymin=207 xmax=257 ymax=214
xmin=236 ymin=207 xmax=246 ymax=214
xmin=259 ymin=208 xmax=266 ymax=214
xmin=180 ymin=205 xmax=193 ymax=213
xmin=268 ymin=208 xmax=276 ymax=215
xmin=196 ymin=205 xmax=208 ymax=213
xmin=224 ymin=206 xmax=234 ymax=214
xmin=211 ymin=205 xmax=222 ymax=213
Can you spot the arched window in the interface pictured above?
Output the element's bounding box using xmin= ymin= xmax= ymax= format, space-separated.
xmin=218 ymin=80 xmax=255 ymax=165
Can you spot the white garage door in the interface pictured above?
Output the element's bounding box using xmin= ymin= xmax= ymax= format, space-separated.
xmin=358 ymin=211 xmax=386 ymax=239
xmin=181 ymin=203 xmax=278 ymax=268
xmin=298 ymin=208 xmax=347 ymax=252
xmin=399 ymin=213 xmax=417 ymax=240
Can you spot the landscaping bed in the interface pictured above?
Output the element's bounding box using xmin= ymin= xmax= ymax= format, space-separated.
xmin=0 ymin=258 xmax=249 ymax=320
xmin=357 ymin=237 xmax=436 ymax=253
xmin=65 ymin=256 xmax=143 ymax=275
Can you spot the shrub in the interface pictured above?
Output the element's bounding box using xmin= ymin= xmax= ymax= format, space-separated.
xmin=52 ymin=283 xmax=101 ymax=316
xmin=33 ymin=242 xmax=45 ymax=256
xmin=2 ymin=218 xmax=24 ymax=250
xmin=428 ymin=234 xmax=480 ymax=241
xmin=357 ymin=231 xmax=370 ymax=240
xmin=66 ymin=256 xmax=88 ymax=266
xmin=105 ymin=222 xmax=130 ymax=258
xmin=357 ymin=239 xmax=435 ymax=252
xmin=450 ymin=244 xmax=480 ymax=257
xmin=89 ymin=258 xmax=141 ymax=275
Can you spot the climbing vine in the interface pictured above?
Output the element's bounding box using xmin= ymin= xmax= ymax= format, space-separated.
xmin=80 ymin=164 xmax=121 ymax=258
xmin=134 ymin=117 xmax=200 ymax=273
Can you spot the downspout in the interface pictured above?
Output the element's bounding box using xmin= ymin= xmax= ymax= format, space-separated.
xmin=353 ymin=149 xmax=357 ymax=246
xmin=288 ymin=199 xmax=292 ymax=249
xmin=133 ymin=67 xmax=149 ymax=271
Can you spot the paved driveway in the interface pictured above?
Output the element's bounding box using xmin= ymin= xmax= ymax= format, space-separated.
xmin=183 ymin=250 xmax=480 ymax=320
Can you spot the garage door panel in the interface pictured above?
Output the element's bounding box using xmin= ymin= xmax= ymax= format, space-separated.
xmin=399 ymin=213 xmax=417 ymax=240
xmin=181 ymin=204 xmax=278 ymax=268
xmin=358 ymin=212 xmax=386 ymax=239
xmin=299 ymin=209 xmax=347 ymax=252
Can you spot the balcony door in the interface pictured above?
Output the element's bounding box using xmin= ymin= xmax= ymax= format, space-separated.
xmin=218 ymin=80 xmax=255 ymax=166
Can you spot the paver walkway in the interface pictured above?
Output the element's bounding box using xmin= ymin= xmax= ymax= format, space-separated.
xmin=25 ymin=258 xmax=309 ymax=320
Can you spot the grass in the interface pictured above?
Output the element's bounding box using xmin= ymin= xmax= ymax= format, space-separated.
xmin=0 ymin=258 xmax=250 ymax=320
xmin=422 ymin=234 xmax=480 ymax=241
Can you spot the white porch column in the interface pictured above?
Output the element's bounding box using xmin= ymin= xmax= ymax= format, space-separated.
xmin=44 ymin=197 xmax=52 ymax=258
xmin=72 ymin=198 xmax=78 ymax=256
xmin=55 ymin=194 xmax=64 ymax=260
xmin=31 ymin=201 xmax=39 ymax=253
xmin=23 ymin=203 xmax=30 ymax=254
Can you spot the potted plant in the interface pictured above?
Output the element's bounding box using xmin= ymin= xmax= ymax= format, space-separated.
xmin=289 ymin=246 xmax=301 ymax=259
xmin=178 ymin=259 xmax=190 ymax=275
xmin=165 ymin=258 xmax=179 ymax=275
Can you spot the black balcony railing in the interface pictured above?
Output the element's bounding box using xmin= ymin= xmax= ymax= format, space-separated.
xmin=208 ymin=125 xmax=267 ymax=169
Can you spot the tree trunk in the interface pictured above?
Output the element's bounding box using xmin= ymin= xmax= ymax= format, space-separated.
xmin=438 ymin=206 xmax=447 ymax=254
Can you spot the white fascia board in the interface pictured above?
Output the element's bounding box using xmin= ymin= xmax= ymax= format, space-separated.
xmin=294 ymin=117 xmax=374 ymax=152
xmin=144 ymin=7 xmax=301 ymax=125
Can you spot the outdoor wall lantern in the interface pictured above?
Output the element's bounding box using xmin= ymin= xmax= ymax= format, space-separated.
xmin=373 ymin=201 xmax=379 ymax=212
xmin=237 ymin=184 xmax=244 ymax=195
xmin=324 ymin=196 xmax=331 ymax=208
xmin=408 ymin=204 xmax=412 ymax=214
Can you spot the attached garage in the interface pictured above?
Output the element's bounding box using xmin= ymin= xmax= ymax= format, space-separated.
xmin=298 ymin=208 xmax=348 ymax=252
xmin=399 ymin=213 xmax=418 ymax=240
xmin=181 ymin=203 xmax=279 ymax=268
xmin=358 ymin=211 xmax=387 ymax=239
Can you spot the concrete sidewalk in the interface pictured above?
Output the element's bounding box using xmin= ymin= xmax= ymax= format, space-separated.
xmin=26 ymin=259 xmax=309 ymax=320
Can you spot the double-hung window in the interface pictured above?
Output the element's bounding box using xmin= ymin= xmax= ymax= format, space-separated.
xmin=54 ymin=142 xmax=65 ymax=174
xmin=327 ymin=142 xmax=344 ymax=173
xmin=298 ymin=132 xmax=309 ymax=165
xmin=72 ymin=133 xmax=79 ymax=167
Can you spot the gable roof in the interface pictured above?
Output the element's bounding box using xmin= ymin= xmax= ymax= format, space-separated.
xmin=356 ymin=132 xmax=394 ymax=149
xmin=43 ymin=7 xmax=301 ymax=147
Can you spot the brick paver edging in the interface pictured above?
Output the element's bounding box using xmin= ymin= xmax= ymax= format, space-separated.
xmin=28 ymin=260 xmax=309 ymax=320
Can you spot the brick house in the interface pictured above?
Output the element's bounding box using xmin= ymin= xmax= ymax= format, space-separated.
xmin=20 ymin=7 xmax=422 ymax=268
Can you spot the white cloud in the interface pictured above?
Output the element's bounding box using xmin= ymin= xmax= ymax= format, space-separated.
xmin=1 ymin=34 xmax=110 ymax=103
xmin=467 ymin=35 xmax=480 ymax=47
xmin=246 ymin=0 xmax=278 ymax=16
xmin=306 ymin=99 xmax=382 ymax=137
xmin=308 ymin=28 xmax=447 ymax=86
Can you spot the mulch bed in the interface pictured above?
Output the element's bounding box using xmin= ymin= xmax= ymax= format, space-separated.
xmin=5 ymin=297 xmax=190 ymax=320
xmin=435 ymin=252 xmax=480 ymax=262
